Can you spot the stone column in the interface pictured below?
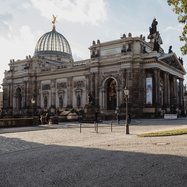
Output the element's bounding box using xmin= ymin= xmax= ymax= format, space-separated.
xmin=67 ymin=77 xmax=73 ymax=107
xmin=153 ymin=69 xmax=157 ymax=106
xmin=163 ymin=72 xmax=168 ymax=106
xmin=23 ymin=81 xmax=26 ymax=108
xmin=27 ymin=79 xmax=32 ymax=108
xmin=157 ymin=69 xmax=160 ymax=107
xmin=123 ymin=69 xmax=127 ymax=87
xmin=8 ymin=84 xmax=11 ymax=108
xmin=9 ymin=83 xmax=13 ymax=111
xmin=37 ymin=81 xmax=41 ymax=109
xmin=153 ymin=68 xmax=160 ymax=107
xmin=140 ymin=68 xmax=146 ymax=107
xmin=51 ymin=79 xmax=56 ymax=107
xmin=118 ymin=71 xmax=124 ymax=108
xmin=92 ymin=73 xmax=95 ymax=99
xmin=167 ymin=74 xmax=170 ymax=106
xmin=94 ymin=72 xmax=99 ymax=106
xmin=179 ymin=78 xmax=184 ymax=107
xmin=173 ymin=76 xmax=177 ymax=106
xmin=85 ymin=74 xmax=90 ymax=104
xmin=99 ymin=89 xmax=103 ymax=109
xmin=103 ymin=90 xmax=106 ymax=110
xmin=116 ymin=87 xmax=119 ymax=110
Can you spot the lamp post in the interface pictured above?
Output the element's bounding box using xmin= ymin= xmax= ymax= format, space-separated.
xmin=124 ymin=87 xmax=129 ymax=134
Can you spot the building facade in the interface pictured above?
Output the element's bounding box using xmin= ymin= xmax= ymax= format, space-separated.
xmin=2 ymin=19 xmax=186 ymax=118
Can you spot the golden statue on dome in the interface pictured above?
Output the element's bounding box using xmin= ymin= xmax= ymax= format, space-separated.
xmin=52 ymin=15 xmax=57 ymax=29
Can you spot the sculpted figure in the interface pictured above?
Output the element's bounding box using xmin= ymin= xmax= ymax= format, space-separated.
xmin=151 ymin=18 xmax=158 ymax=34
xmin=52 ymin=15 xmax=57 ymax=26
xmin=148 ymin=18 xmax=158 ymax=39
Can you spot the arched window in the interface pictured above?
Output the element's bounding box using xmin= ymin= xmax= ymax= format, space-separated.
xmin=106 ymin=78 xmax=117 ymax=110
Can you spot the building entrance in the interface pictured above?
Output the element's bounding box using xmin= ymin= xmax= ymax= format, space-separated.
xmin=106 ymin=78 xmax=117 ymax=110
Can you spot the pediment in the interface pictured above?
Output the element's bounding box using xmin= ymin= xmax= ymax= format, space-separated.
xmin=158 ymin=53 xmax=186 ymax=74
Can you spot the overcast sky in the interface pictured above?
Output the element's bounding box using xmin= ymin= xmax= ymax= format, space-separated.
xmin=0 ymin=0 xmax=187 ymax=88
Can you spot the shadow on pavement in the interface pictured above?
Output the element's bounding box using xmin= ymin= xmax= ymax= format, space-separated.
xmin=0 ymin=136 xmax=186 ymax=187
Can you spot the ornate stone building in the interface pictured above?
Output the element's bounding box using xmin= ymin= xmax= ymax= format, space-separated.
xmin=2 ymin=19 xmax=186 ymax=118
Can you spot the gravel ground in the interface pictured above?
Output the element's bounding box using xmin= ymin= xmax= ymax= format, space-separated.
xmin=0 ymin=119 xmax=186 ymax=187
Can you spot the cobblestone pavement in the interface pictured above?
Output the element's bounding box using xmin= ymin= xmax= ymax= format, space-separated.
xmin=0 ymin=119 xmax=187 ymax=186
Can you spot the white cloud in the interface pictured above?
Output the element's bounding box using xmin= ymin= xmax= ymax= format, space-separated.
xmin=163 ymin=24 xmax=183 ymax=32
xmin=0 ymin=25 xmax=35 ymax=84
xmin=72 ymin=42 xmax=90 ymax=60
xmin=30 ymin=0 xmax=108 ymax=25
xmin=4 ymin=25 xmax=36 ymax=59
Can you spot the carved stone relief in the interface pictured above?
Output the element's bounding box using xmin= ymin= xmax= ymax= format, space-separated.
xmin=74 ymin=81 xmax=85 ymax=88
xmin=42 ymin=84 xmax=51 ymax=90
xmin=57 ymin=82 xmax=67 ymax=89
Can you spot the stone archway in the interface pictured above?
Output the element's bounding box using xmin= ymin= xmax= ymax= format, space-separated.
xmin=106 ymin=78 xmax=117 ymax=110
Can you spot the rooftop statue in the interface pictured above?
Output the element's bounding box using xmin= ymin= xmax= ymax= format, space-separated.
xmin=52 ymin=15 xmax=57 ymax=28
xmin=148 ymin=18 xmax=163 ymax=52
xmin=153 ymin=31 xmax=163 ymax=52
xmin=150 ymin=18 xmax=158 ymax=35
xmin=168 ymin=46 xmax=173 ymax=53
xmin=148 ymin=18 xmax=158 ymax=39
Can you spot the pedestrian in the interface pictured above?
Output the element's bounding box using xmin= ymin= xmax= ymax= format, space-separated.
xmin=40 ymin=112 xmax=44 ymax=125
xmin=95 ymin=110 xmax=98 ymax=123
xmin=127 ymin=113 xmax=131 ymax=124
xmin=45 ymin=113 xmax=50 ymax=124
xmin=116 ymin=111 xmax=120 ymax=124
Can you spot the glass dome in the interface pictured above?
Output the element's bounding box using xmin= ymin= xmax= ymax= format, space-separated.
xmin=34 ymin=26 xmax=73 ymax=61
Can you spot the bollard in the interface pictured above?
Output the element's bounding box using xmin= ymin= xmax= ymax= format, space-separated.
xmin=80 ymin=122 xmax=82 ymax=133
xmin=96 ymin=122 xmax=98 ymax=133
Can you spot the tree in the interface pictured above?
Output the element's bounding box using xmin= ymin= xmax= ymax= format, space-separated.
xmin=167 ymin=0 xmax=187 ymax=55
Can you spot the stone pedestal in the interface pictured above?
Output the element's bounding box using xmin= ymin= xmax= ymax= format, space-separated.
xmin=83 ymin=104 xmax=96 ymax=122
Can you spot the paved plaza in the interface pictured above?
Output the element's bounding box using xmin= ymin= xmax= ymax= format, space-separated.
xmin=0 ymin=119 xmax=187 ymax=187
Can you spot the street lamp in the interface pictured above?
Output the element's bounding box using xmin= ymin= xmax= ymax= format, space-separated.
xmin=124 ymin=87 xmax=129 ymax=134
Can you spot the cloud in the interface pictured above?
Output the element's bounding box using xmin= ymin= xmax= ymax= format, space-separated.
xmin=0 ymin=0 xmax=32 ymax=13
xmin=0 ymin=25 xmax=35 ymax=62
xmin=0 ymin=13 xmax=13 ymax=37
xmin=0 ymin=0 xmax=34 ymax=37
xmin=30 ymin=0 xmax=108 ymax=25
xmin=163 ymin=24 xmax=183 ymax=32
xmin=0 ymin=24 xmax=37 ymax=86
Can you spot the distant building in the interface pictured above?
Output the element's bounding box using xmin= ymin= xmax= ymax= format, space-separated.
xmin=2 ymin=18 xmax=186 ymax=118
